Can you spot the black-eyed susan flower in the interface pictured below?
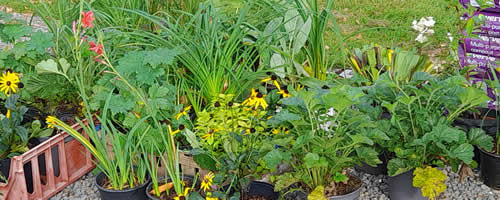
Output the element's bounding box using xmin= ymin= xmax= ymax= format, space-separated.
xmin=174 ymin=105 xmax=192 ymax=120
xmin=0 ymin=70 xmax=21 ymax=96
xmin=296 ymin=83 xmax=304 ymax=91
xmin=272 ymin=128 xmax=280 ymax=135
xmin=242 ymin=88 xmax=258 ymax=105
xmin=201 ymin=129 xmax=217 ymax=142
xmin=170 ymin=124 xmax=185 ymax=135
xmin=46 ymin=116 xmax=57 ymax=128
xmin=244 ymin=128 xmax=256 ymax=135
xmin=261 ymin=74 xmax=281 ymax=90
xmin=277 ymin=87 xmax=291 ymax=98
xmin=173 ymin=187 xmax=190 ymax=200
xmin=5 ymin=109 xmax=11 ymax=119
xmin=200 ymin=172 xmax=214 ymax=192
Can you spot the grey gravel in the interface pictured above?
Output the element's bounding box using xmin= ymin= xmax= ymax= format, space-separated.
xmin=352 ymin=167 xmax=500 ymax=200
xmin=0 ymin=6 xmax=48 ymax=49
xmin=49 ymin=173 xmax=99 ymax=200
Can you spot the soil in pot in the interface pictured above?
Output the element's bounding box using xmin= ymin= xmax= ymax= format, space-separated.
xmin=241 ymin=181 xmax=280 ymax=200
xmin=325 ymin=174 xmax=363 ymax=200
xmin=479 ymin=139 xmax=500 ymax=190
xmin=95 ymin=172 xmax=150 ymax=200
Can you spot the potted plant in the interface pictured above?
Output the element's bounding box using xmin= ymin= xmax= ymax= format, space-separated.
xmin=186 ymin=93 xmax=279 ymax=199
xmin=262 ymin=84 xmax=383 ymax=200
xmin=366 ymin=72 xmax=493 ymax=199
xmin=46 ymin=93 xmax=151 ymax=200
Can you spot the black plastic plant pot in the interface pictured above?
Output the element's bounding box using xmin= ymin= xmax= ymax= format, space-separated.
xmin=388 ymin=170 xmax=426 ymax=200
xmin=145 ymin=176 xmax=194 ymax=200
xmin=95 ymin=172 xmax=150 ymax=200
xmin=246 ymin=181 xmax=280 ymax=200
xmin=0 ymin=158 xmax=10 ymax=182
xmin=479 ymin=147 xmax=500 ymax=190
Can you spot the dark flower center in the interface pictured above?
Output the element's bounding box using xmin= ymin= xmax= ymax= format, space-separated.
xmin=6 ymin=81 xmax=11 ymax=86
xmin=256 ymin=93 xmax=263 ymax=98
xmin=228 ymin=102 xmax=233 ymax=107
xmin=266 ymin=72 xmax=272 ymax=76
xmin=322 ymin=85 xmax=329 ymax=89
xmin=18 ymin=82 xmax=24 ymax=88
xmin=250 ymin=128 xmax=256 ymax=133
xmin=214 ymin=101 xmax=221 ymax=107
xmin=6 ymin=69 xmax=12 ymax=73
xmin=179 ymin=124 xmax=185 ymax=130
xmin=271 ymin=75 xmax=277 ymax=80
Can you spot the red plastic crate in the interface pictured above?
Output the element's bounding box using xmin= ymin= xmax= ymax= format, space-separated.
xmin=0 ymin=120 xmax=95 ymax=200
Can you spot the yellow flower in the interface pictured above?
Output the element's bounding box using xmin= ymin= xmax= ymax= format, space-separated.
xmin=0 ymin=71 xmax=20 ymax=96
xmin=173 ymin=187 xmax=190 ymax=200
xmin=170 ymin=124 xmax=185 ymax=135
xmin=46 ymin=116 xmax=57 ymax=128
xmin=242 ymin=88 xmax=258 ymax=105
xmin=283 ymin=127 xmax=290 ymax=134
xmin=243 ymin=89 xmax=268 ymax=110
xmin=296 ymin=84 xmax=304 ymax=91
xmin=206 ymin=197 xmax=219 ymax=200
xmin=201 ymin=172 xmax=214 ymax=192
xmin=388 ymin=49 xmax=394 ymax=65
xmin=261 ymin=75 xmax=281 ymax=90
xmin=201 ymin=129 xmax=216 ymax=141
xmin=267 ymin=115 xmax=273 ymax=120
xmin=174 ymin=105 xmax=192 ymax=120
xmin=5 ymin=109 xmax=11 ymax=119
xmin=277 ymin=88 xmax=291 ymax=98
xmin=272 ymin=128 xmax=280 ymax=135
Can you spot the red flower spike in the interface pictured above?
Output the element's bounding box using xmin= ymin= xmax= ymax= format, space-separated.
xmin=81 ymin=11 xmax=95 ymax=28
xmin=89 ymin=41 xmax=103 ymax=55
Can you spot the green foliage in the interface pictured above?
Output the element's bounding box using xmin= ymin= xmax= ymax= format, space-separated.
xmin=365 ymin=72 xmax=492 ymax=176
xmin=189 ymin=94 xmax=271 ymax=193
xmin=348 ymin=45 xmax=433 ymax=85
xmin=263 ymin=84 xmax=383 ymax=193
xmin=0 ymin=94 xmax=52 ymax=159
xmin=413 ymin=167 xmax=447 ymax=200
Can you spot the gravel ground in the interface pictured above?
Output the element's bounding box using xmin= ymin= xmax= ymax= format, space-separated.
xmin=0 ymin=6 xmax=48 ymax=49
xmin=47 ymin=167 xmax=500 ymax=200
xmin=353 ymin=167 xmax=500 ymax=200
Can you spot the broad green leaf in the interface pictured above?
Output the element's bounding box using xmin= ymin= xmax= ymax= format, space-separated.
xmin=468 ymin=128 xmax=494 ymax=151
xmin=350 ymin=134 xmax=374 ymax=145
xmin=26 ymin=31 xmax=54 ymax=53
xmin=59 ymin=58 xmax=70 ymax=74
xmin=183 ymin=129 xmax=201 ymax=149
xmin=193 ymin=152 xmax=217 ymax=171
xmin=356 ymin=147 xmax=381 ymax=166
xmin=263 ymin=149 xmax=291 ymax=169
xmin=449 ymin=143 xmax=474 ymax=164
xmin=387 ymin=158 xmax=414 ymax=176
xmin=458 ymin=87 xmax=491 ymax=107
xmin=144 ymin=48 xmax=181 ymax=66
xmin=333 ymin=172 xmax=348 ymax=183
xmin=304 ymin=153 xmax=328 ymax=168
xmin=270 ymin=53 xmax=285 ymax=78
xmin=293 ymin=16 xmax=311 ymax=54
xmin=36 ymin=59 xmax=60 ymax=74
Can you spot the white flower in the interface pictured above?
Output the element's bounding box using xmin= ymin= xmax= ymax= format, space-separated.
xmin=447 ymin=33 xmax=453 ymax=42
xmin=421 ymin=17 xmax=435 ymax=27
xmin=415 ymin=33 xmax=428 ymax=43
xmin=327 ymin=108 xmax=336 ymax=116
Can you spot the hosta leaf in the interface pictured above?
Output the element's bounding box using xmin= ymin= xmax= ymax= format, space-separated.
xmin=263 ymin=149 xmax=291 ymax=168
xmin=304 ymin=153 xmax=328 ymax=168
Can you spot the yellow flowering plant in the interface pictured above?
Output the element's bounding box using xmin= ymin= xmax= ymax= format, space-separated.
xmin=412 ymin=166 xmax=447 ymax=200
xmin=188 ymin=93 xmax=273 ymax=198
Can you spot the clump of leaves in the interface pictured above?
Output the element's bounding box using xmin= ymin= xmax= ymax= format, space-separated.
xmin=262 ymin=84 xmax=384 ymax=197
xmin=365 ymin=72 xmax=494 ymax=176
xmin=413 ymin=166 xmax=447 ymax=200
xmin=0 ymin=94 xmax=52 ymax=159
xmin=188 ymin=94 xmax=271 ymax=198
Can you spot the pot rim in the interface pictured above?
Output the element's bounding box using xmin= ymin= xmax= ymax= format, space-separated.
xmin=478 ymin=146 xmax=500 ymax=158
xmin=95 ymin=171 xmax=150 ymax=193
xmin=325 ymin=174 xmax=364 ymax=198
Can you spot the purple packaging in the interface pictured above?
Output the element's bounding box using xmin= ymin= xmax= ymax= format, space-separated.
xmin=464 ymin=35 xmax=500 ymax=57
xmin=460 ymin=0 xmax=499 ymax=8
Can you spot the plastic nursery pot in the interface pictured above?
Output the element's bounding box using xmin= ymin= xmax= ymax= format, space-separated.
xmin=327 ymin=174 xmax=363 ymax=200
xmin=95 ymin=172 xmax=151 ymax=200
xmin=244 ymin=181 xmax=280 ymax=200
xmin=388 ymin=170 xmax=426 ymax=200
xmin=145 ymin=176 xmax=194 ymax=200
xmin=479 ymin=147 xmax=500 ymax=190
